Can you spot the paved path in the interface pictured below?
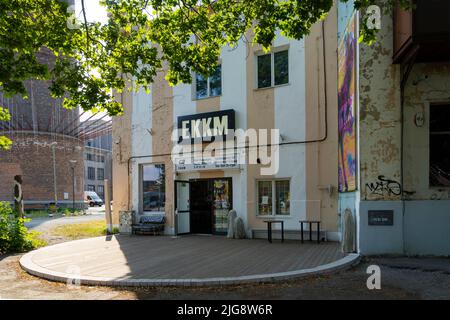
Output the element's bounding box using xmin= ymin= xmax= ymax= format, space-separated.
xmin=25 ymin=213 xmax=105 ymax=231
xmin=3 ymin=254 xmax=449 ymax=299
xmin=20 ymin=235 xmax=358 ymax=286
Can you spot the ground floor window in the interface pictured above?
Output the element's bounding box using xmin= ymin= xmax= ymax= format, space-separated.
xmin=257 ymin=179 xmax=290 ymax=216
xmin=97 ymin=185 xmax=104 ymax=199
xmin=142 ymin=164 xmax=166 ymax=212
xmin=87 ymin=185 xmax=95 ymax=192
xmin=430 ymin=103 xmax=450 ymax=187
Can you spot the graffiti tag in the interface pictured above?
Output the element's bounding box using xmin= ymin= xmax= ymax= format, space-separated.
xmin=366 ymin=175 xmax=402 ymax=196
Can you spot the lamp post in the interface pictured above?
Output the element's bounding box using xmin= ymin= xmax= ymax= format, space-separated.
xmin=69 ymin=160 xmax=77 ymax=212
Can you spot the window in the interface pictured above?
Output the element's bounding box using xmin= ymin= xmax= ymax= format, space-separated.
xmin=87 ymin=185 xmax=95 ymax=192
xmin=257 ymin=54 xmax=271 ymax=88
xmin=97 ymin=168 xmax=104 ymax=180
xmin=430 ymin=103 xmax=450 ymax=187
xmin=142 ymin=164 xmax=165 ymax=212
xmin=257 ymin=180 xmax=290 ymax=216
xmin=257 ymin=49 xmax=289 ymax=89
xmin=195 ymin=65 xmax=222 ymax=99
xmin=97 ymin=185 xmax=104 ymax=199
xmin=87 ymin=167 xmax=95 ymax=180
xmin=98 ymin=155 xmax=105 ymax=163
xmin=86 ymin=153 xmax=94 ymax=161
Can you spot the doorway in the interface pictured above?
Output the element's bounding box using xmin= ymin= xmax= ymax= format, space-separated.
xmin=190 ymin=180 xmax=213 ymax=234
xmin=175 ymin=177 xmax=232 ymax=235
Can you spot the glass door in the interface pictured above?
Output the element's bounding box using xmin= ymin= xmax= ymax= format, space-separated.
xmin=175 ymin=180 xmax=190 ymax=234
xmin=212 ymin=178 xmax=232 ymax=234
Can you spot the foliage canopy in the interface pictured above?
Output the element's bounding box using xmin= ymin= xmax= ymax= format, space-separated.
xmin=0 ymin=0 xmax=412 ymax=149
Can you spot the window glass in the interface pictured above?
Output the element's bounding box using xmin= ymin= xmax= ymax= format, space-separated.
xmin=257 ymin=54 xmax=271 ymax=88
xmin=258 ymin=181 xmax=272 ymax=215
xmin=274 ymin=50 xmax=289 ymax=85
xmin=275 ymin=180 xmax=290 ymax=215
xmin=195 ymin=73 xmax=208 ymax=99
xmin=97 ymin=185 xmax=104 ymax=199
xmin=87 ymin=185 xmax=95 ymax=192
xmin=87 ymin=167 xmax=95 ymax=180
xmin=430 ymin=104 xmax=450 ymax=187
xmin=209 ymin=65 xmax=222 ymax=97
xmin=142 ymin=164 xmax=166 ymax=212
xmin=97 ymin=168 xmax=104 ymax=180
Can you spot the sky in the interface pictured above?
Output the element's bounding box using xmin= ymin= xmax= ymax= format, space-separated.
xmin=74 ymin=0 xmax=110 ymax=122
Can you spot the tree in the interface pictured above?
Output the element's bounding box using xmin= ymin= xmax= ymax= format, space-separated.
xmin=0 ymin=0 xmax=412 ymax=149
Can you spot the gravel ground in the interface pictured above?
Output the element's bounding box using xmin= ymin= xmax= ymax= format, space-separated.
xmin=1 ymin=254 xmax=449 ymax=300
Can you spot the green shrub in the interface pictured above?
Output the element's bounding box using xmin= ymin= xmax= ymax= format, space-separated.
xmin=0 ymin=202 xmax=46 ymax=254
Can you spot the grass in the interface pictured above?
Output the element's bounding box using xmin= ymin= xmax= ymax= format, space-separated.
xmin=25 ymin=209 xmax=87 ymax=219
xmin=50 ymin=220 xmax=117 ymax=240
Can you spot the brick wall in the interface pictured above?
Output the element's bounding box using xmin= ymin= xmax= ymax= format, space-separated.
xmin=0 ymin=133 xmax=84 ymax=207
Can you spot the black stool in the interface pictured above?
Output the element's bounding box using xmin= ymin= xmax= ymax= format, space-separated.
xmin=263 ymin=220 xmax=284 ymax=243
xmin=299 ymin=220 xmax=321 ymax=243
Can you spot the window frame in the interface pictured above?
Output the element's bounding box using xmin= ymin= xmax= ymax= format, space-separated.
xmin=97 ymin=168 xmax=104 ymax=181
xmin=255 ymin=45 xmax=290 ymax=89
xmin=429 ymin=101 xmax=450 ymax=188
xmin=87 ymin=167 xmax=95 ymax=180
xmin=97 ymin=185 xmax=104 ymax=198
xmin=256 ymin=179 xmax=291 ymax=217
xmin=140 ymin=163 xmax=166 ymax=214
xmin=192 ymin=63 xmax=222 ymax=100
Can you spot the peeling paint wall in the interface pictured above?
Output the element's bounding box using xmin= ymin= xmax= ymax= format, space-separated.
xmin=359 ymin=10 xmax=402 ymax=201
xmin=359 ymin=7 xmax=450 ymax=201
xmin=403 ymin=64 xmax=450 ymax=200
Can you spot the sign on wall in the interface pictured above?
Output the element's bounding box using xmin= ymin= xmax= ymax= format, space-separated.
xmin=177 ymin=109 xmax=235 ymax=143
xmin=368 ymin=210 xmax=394 ymax=226
xmin=338 ymin=13 xmax=357 ymax=192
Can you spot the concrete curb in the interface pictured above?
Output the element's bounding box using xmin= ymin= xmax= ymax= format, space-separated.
xmin=20 ymin=240 xmax=360 ymax=287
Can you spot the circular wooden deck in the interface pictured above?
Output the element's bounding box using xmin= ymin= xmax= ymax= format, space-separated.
xmin=20 ymin=235 xmax=359 ymax=286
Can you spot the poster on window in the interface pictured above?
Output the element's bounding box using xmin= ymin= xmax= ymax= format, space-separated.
xmin=338 ymin=13 xmax=357 ymax=193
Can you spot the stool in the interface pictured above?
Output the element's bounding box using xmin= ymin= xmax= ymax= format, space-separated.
xmin=299 ymin=220 xmax=321 ymax=244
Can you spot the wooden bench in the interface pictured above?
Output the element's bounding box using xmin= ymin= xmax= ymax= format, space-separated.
xmin=132 ymin=214 xmax=166 ymax=235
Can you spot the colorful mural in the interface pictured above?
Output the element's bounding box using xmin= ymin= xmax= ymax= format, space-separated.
xmin=338 ymin=14 xmax=357 ymax=192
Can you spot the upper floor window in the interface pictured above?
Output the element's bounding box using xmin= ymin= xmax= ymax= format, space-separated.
xmin=87 ymin=167 xmax=95 ymax=180
xmin=97 ymin=168 xmax=104 ymax=180
xmin=257 ymin=49 xmax=289 ymax=89
xmin=195 ymin=65 xmax=222 ymax=99
xmin=86 ymin=153 xmax=94 ymax=161
xmin=430 ymin=103 xmax=450 ymax=187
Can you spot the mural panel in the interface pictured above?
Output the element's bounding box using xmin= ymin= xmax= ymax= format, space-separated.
xmin=338 ymin=14 xmax=357 ymax=192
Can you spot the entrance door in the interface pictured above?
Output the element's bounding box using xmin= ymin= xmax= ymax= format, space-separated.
xmin=175 ymin=180 xmax=190 ymax=234
xmin=190 ymin=180 xmax=213 ymax=234
xmin=212 ymin=178 xmax=232 ymax=234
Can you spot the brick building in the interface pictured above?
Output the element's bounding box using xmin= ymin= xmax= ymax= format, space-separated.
xmin=0 ymin=48 xmax=85 ymax=209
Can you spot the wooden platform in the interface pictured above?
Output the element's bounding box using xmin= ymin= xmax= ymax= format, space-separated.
xmin=20 ymin=235 xmax=358 ymax=286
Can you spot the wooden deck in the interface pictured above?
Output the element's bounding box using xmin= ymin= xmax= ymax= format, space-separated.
xmin=27 ymin=235 xmax=346 ymax=281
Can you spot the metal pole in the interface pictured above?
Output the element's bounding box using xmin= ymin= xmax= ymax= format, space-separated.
xmin=72 ymin=166 xmax=75 ymax=212
xmin=52 ymin=144 xmax=58 ymax=205
xmin=104 ymin=179 xmax=112 ymax=234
